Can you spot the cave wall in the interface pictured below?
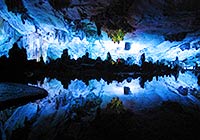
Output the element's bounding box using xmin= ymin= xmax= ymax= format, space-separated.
xmin=0 ymin=0 xmax=199 ymax=66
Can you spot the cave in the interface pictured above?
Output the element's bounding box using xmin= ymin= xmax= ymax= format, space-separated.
xmin=0 ymin=0 xmax=200 ymax=140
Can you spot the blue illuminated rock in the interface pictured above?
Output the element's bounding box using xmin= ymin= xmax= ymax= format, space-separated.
xmin=179 ymin=43 xmax=190 ymax=51
xmin=192 ymin=41 xmax=200 ymax=50
xmin=124 ymin=42 xmax=131 ymax=50
xmin=0 ymin=0 xmax=199 ymax=67
xmin=124 ymin=86 xmax=131 ymax=95
xmin=177 ymin=86 xmax=188 ymax=96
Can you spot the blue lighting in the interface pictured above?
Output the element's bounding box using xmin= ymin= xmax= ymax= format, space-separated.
xmin=0 ymin=0 xmax=200 ymax=139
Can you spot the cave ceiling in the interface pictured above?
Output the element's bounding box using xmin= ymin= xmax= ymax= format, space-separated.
xmin=0 ymin=0 xmax=200 ymax=66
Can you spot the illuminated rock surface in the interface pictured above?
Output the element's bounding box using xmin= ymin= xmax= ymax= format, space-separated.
xmin=0 ymin=0 xmax=199 ymax=66
xmin=0 ymin=0 xmax=200 ymax=140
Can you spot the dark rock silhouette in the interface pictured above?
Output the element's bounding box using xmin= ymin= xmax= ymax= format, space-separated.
xmin=8 ymin=42 xmax=27 ymax=65
xmin=124 ymin=42 xmax=131 ymax=50
xmin=0 ymin=83 xmax=48 ymax=110
xmin=164 ymin=32 xmax=187 ymax=42
xmin=0 ymin=45 xmax=182 ymax=88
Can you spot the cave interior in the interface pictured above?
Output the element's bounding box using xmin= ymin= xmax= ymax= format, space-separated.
xmin=0 ymin=0 xmax=200 ymax=140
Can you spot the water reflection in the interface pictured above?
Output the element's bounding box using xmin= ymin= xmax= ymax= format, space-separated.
xmin=33 ymin=69 xmax=180 ymax=90
xmin=1 ymin=72 xmax=200 ymax=140
xmin=34 ymin=71 xmax=199 ymax=110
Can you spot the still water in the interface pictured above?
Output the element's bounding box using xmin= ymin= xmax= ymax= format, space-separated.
xmin=0 ymin=71 xmax=200 ymax=140
xmin=31 ymin=71 xmax=199 ymax=110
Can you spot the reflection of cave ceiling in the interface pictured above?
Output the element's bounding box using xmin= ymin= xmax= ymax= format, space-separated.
xmin=0 ymin=0 xmax=200 ymax=66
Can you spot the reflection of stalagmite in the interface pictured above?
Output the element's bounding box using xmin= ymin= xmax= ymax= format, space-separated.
xmin=173 ymin=56 xmax=181 ymax=71
xmin=0 ymin=18 xmax=3 ymax=35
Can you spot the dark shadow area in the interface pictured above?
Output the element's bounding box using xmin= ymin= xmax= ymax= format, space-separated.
xmin=0 ymin=82 xmax=48 ymax=111
xmin=78 ymin=101 xmax=200 ymax=140
xmin=8 ymin=100 xmax=200 ymax=140
xmin=0 ymin=42 xmax=46 ymax=84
